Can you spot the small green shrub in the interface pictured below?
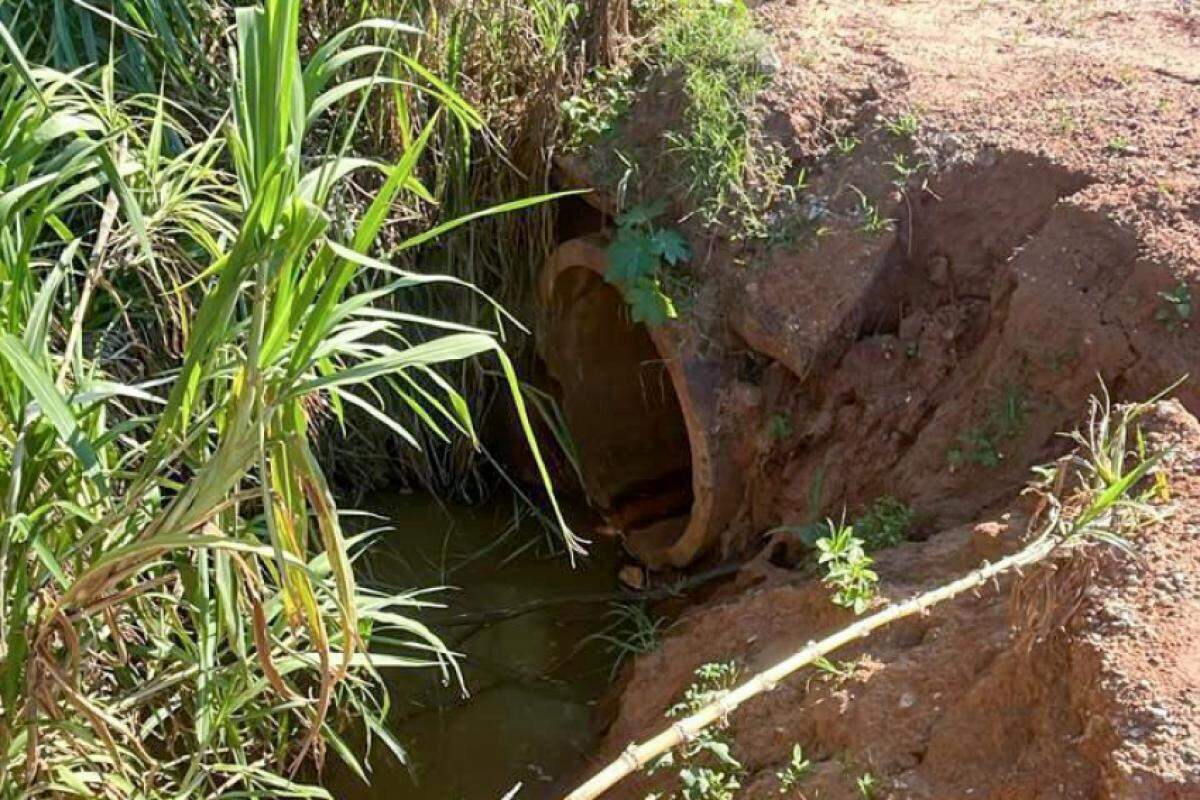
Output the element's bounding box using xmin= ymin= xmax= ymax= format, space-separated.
xmin=815 ymin=521 xmax=878 ymax=614
xmin=649 ymin=662 xmax=745 ymax=800
xmin=948 ymin=385 xmax=1031 ymax=470
xmin=561 ymin=63 xmax=635 ymax=148
xmin=776 ymin=744 xmax=813 ymax=793
xmin=854 ymin=496 xmax=915 ymax=550
xmin=1156 ymin=281 xmax=1191 ymax=331
xmin=949 ymin=426 xmax=1003 ymax=469
xmin=605 ymin=201 xmax=692 ymax=324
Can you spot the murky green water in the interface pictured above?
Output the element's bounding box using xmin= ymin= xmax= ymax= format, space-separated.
xmin=325 ymin=492 xmax=618 ymax=800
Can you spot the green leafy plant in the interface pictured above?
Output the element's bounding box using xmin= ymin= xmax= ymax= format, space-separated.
xmin=648 ymin=662 xmax=744 ymax=800
xmin=766 ymin=412 xmax=794 ymax=441
xmin=854 ymin=496 xmax=915 ymax=550
xmin=880 ymin=111 xmax=919 ymax=138
xmin=605 ymin=201 xmax=692 ymax=325
xmin=0 ymin=4 xmax=577 ymax=797
xmin=0 ymin=0 xmax=223 ymax=102
xmin=815 ymin=521 xmax=879 ymax=614
xmin=948 ymin=385 xmax=1031 ymax=470
xmin=561 ymin=63 xmax=636 ymax=148
xmin=587 ymin=601 xmax=666 ymax=677
xmin=1156 ymin=281 xmax=1192 ymax=331
xmin=775 ymin=744 xmax=813 ymax=793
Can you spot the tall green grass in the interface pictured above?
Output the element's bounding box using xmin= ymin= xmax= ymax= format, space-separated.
xmin=562 ymin=0 xmax=797 ymax=241
xmin=0 ymin=1 xmax=577 ymax=796
xmin=0 ymin=0 xmax=224 ymax=103
xmin=1 ymin=0 xmax=602 ymax=502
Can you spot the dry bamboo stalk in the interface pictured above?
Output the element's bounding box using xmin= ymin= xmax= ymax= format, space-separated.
xmin=563 ymin=531 xmax=1062 ymax=800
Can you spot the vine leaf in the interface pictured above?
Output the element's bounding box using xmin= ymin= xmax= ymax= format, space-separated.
xmin=606 ymin=230 xmax=658 ymax=288
xmin=628 ymin=279 xmax=675 ymax=325
xmin=616 ymin=199 xmax=667 ymax=227
xmin=649 ymin=228 xmax=690 ymax=265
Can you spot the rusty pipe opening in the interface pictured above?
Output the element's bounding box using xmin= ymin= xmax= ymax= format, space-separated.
xmin=537 ymin=236 xmax=741 ymax=569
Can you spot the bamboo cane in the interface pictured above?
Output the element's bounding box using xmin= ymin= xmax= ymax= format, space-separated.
xmin=562 ymin=529 xmax=1063 ymax=800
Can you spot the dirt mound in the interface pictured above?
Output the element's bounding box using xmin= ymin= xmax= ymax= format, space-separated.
xmin=580 ymin=401 xmax=1200 ymax=799
xmin=542 ymin=0 xmax=1200 ymax=570
xmin=541 ymin=6 xmax=1200 ymax=795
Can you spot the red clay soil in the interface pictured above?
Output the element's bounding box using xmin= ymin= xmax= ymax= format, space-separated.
xmin=582 ymin=401 xmax=1200 ymax=799
xmin=548 ymin=0 xmax=1200 ymax=565
xmin=549 ymin=2 xmax=1200 ymax=798
xmin=722 ymin=0 xmax=1200 ymax=553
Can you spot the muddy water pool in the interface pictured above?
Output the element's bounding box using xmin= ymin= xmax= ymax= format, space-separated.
xmin=325 ymin=492 xmax=619 ymax=799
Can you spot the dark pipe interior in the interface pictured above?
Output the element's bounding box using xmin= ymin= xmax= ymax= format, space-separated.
xmin=542 ymin=262 xmax=693 ymax=533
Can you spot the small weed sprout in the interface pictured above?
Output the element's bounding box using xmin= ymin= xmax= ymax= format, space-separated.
xmin=605 ymin=201 xmax=692 ymax=325
xmin=887 ymin=152 xmax=924 ymax=188
xmin=649 ymin=662 xmax=745 ymax=800
xmin=857 ymin=772 xmax=879 ymax=799
xmin=1156 ymin=281 xmax=1191 ymax=331
xmin=812 ymin=656 xmax=859 ymax=684
xmin=775 ymin=744 xmax=812 ymax=793
xmin=815 ymin=521 xmax=879 ymax=614
xmin=1052 ymin=102 xmax=1078 ymax=134
xmin=880 ymin=111 xmax=920 ymax=138
xmin=948 ymin=385 xmax=1031 ymax=470
xmin=854 ymin=496 xmax=915 ymax=550
xmin=587 ymin=602 xmax=666 ymax=677
xmin=853 ymin=189 xmax=893 ymax=236
xmin=830 ymin=126 xmax=861 ymax=155
xmin=766 ymin=412 xmax=794 ymax=441
xmin=1105 ymin=134 xmax=1134 ymax=155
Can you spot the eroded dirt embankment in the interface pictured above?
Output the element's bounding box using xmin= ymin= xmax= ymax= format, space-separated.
xmin=536 ymin=3 xmax=1200 ymax=797
xmin=539 ymin=0 xmax=1200 ymax=570
xmin=590 ymin=401 xmax=1200 ymax=799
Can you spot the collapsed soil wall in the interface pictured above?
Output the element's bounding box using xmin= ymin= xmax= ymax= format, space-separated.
xmin=582 ymin=402 xmax=1200 ymax=799
xmin=540 ymin=146 xmax=1200 ymax=571
xmin=536 ymin=0 xmax=1200 ymax=572
xmin=540 ymin=3 xmax=1200 ymax=797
